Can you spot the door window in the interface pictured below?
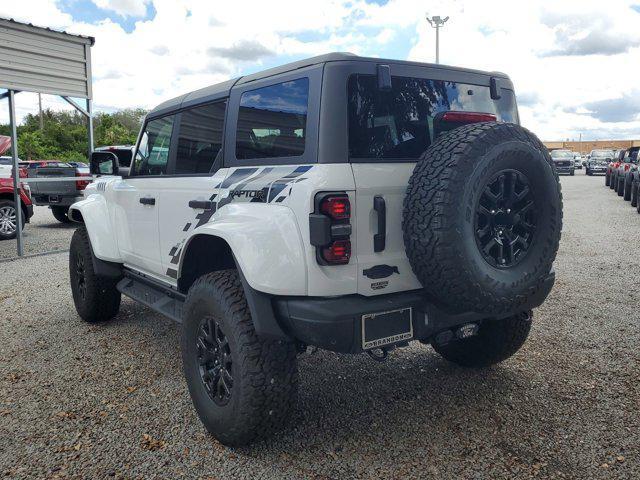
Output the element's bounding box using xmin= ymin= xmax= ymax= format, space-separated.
xmin=134 ymin=115 xmax=175 ymax=176
xmin=175 ymin=101 xmax=226 ymax=174
xmin=235 ymin=78 xmax=309 ymax=161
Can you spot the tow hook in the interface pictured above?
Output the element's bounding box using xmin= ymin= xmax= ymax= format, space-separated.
xmin=367 ymin=347 xmax=389 ymax=362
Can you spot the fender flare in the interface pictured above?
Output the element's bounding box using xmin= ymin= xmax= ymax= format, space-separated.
xmin=68 ymin=195 xmax=122 ymax=263
xmin=177 ymin=203 xmax=308 ymax=296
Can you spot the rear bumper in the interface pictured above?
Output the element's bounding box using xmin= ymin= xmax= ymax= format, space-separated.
xmin=33 ymin=195 xmax=82 ymax=207
xmin=272 ymin=271 xmax=556 ymax=353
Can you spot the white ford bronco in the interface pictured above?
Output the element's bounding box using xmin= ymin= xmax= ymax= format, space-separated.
xmin=68 ymin=53 xmax=562 ymax=446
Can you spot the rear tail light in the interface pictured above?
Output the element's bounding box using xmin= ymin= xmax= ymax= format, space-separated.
xmin=320 ymin=195 xmax=350 ymax=220
xmin=310 ymin=192 xmax=352 ymax=265
xmin=440 ymin=111 xmax=497 ymax=123
xmin=75 ymin=171 xmax=91 ymax=190
xmin=321 ymin=240 xmax=351 ymax=265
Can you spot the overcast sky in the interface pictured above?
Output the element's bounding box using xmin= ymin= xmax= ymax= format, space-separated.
xmin=1 ymin=0 xmax=640 ymax=141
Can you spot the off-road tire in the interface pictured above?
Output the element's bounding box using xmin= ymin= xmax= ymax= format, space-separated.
xmin=69 ymin=227 xmax=121 ymax=322
xmin=181 ymin=270 xmax=298 ymax=447
xmin=432 ymin=311 xmax=533 ymax=367
xmin=632 ymin=180 xmax=639 ymax=208
xmin=0 ymin=200 xmax=23 ymax=241
xmin=403 ymin=122 xmax=562 ymax=314
xmin=51 ymin=206 xmax=71 ymax=223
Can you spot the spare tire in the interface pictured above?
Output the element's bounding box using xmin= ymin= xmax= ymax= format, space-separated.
xmin=403 ymin=122 xmax=562 ymax=314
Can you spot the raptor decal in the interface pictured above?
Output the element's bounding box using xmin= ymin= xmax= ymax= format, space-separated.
xmin=164 ymin=165 xmax=314 ymax=278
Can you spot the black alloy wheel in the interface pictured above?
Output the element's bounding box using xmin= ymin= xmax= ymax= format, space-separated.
xmin=475 ymin=169 xmax=536 ymax=268
xmin=75 ymin=252 xmax=87 ymax=300
xmin=197 ymin=316 xmax=233 ymax=406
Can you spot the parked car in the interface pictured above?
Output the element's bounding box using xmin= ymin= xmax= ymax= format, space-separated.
xmin=593 ymin=150 xmax=617 ymax=181
xmin=67 ymin=53 xmax=562 ymax=446
xmin=608 ymin=150 xmax=627 ymax=190
xmin=573 ymin=153 xmax=583 ymax=169
xmin=618 ymin=147 xmax=640 ymax=201
xmin=550 ymin=149 xmax=575 ymax=175
xmin=0 ymin=174 xmax=33 ymax=240
xmin=29 ymin=161 xmax=91 ymax=222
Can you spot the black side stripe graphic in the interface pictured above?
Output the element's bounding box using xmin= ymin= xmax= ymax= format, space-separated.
xmin=219 ymin=168 xmax=259 ymax=188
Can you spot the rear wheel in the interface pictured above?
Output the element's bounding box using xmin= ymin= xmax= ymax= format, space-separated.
xmin=182 ymin=270 xmax=298 ymax=447
xmin=570 ymin=170 xmax=575 ymax=176
xmin=51 ymin=206 xmax=71 ymax=223
xmin=610 ymin=173 xmax=617 ymax=190
xmin=617 ymin=177 xmax=625 ymax=196
xmin=624 ymin=177 xmax=632 ymax=201
xmin=403 ymin=122 xmax=562 ymax=314
xmin=0 ymin=200 xmax=24 ymax=241
xmin=432 ymin=311 xmax=533 ymax=367
xmin=605 ymin=171 xmax=610 ymax=185
xmin=69 ymin=227 xmax=121 ymax=322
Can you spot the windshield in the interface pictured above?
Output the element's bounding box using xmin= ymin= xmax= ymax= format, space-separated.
xmin=348 ymin=75 xmax=518 ymax=160
xmin=591 ymin=150 xmax=614 ymax=159
xmin=550 ymin=151 xmax=573 ymax=159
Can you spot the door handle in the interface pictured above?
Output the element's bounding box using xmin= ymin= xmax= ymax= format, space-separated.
xmin=139 ymin=197 xmax=155 ymax=206
xmin=188 ymin=200 xmax=213 ymax=210
xmin=373 ymin=195 xmax=386 ymax=252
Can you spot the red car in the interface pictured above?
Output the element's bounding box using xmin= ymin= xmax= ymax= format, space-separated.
xmin=0 ymin=175 xmax=34 ymax=240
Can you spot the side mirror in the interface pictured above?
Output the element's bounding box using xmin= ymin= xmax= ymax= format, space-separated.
xmin=90 ymin=151 xmax=119 ymax=176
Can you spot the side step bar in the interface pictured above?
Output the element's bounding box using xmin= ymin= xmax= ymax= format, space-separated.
xmin=117 ymin=270 xmax=185 ymax=323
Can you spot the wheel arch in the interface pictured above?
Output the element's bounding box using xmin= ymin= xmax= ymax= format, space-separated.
xmin=177 ymin=232 xmax=291 ymax=340
xmin=68 ymin=195 xmax=121 ymax=262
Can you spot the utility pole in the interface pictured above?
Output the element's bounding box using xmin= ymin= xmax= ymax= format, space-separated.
xmin=426 ymin=15 xmax=449 ymax=64
xmin=579 ymin=132 xmax=582 ymax=154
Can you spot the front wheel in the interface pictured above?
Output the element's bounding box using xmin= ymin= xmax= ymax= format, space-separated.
xmin=181 ymin=270 xmax=298 ymax=447
xmin=51 ymin=206 xmax=71 ymax=223
xmin=432 ymin=311 xmax=532 ymax=367
xmin=69 ymin=227 xmax=121 ymax=322
xmin=0 ymin=200 xmax=23 ymax=240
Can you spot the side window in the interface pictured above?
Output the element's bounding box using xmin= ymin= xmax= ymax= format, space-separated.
xmin=175 ymin=101 xmax=226 ymax=174
xmin=236 ymin=78 xmax=309 ymax=160
xmin=134 ymin=115 xmax=175 ymax=176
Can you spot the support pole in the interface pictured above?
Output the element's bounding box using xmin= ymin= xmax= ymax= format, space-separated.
xmin=86 ymin=98 xmax=94 ymax=157
xmin=435 ymin=25 xmax=440 ymax=64
xmin=8 ymin=90 xmax=24 ymax=256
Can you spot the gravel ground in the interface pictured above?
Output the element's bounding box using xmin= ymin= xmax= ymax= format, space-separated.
xmin=1 ymin=170 xmax=639 ymax=479
xmin=0 ymin=205 xmax=76 ymax=260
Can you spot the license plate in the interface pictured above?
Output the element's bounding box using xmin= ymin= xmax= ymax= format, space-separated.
xmin=49 ymin=195 xmax=61 ymax=203
xmin=361 ymin=307 xmax=413 ymax=350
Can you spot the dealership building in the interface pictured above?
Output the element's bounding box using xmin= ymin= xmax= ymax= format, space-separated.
xmin=544 ymin=140 xmax=640 ymax=154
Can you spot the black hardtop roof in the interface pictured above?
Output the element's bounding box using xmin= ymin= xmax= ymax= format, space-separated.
xmin=148 ymin=52 xmax=511 ymax=117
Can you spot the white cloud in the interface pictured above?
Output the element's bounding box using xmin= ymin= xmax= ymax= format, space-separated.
xmin=1 ymin=0 xmax=640 ymax=141
xmin=92 ymin=0 xmax=150 ymax=18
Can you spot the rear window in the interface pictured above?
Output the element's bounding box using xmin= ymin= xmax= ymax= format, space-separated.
xmin=348 ymin=75 xmax=518 ymax=161
xmin=236 ymin=78 xmax=309 ymax=160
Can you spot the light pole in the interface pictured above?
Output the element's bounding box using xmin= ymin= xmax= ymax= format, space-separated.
xmin=426 ymin=15 xmax=449 ymax=64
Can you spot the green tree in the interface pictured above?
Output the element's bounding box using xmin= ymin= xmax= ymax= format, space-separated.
xmin=0 ymin=107 xmax=147 ymax=162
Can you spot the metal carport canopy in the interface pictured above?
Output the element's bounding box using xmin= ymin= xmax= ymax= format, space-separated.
xmin=0 ymin=17 xmax=95 ymax=256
